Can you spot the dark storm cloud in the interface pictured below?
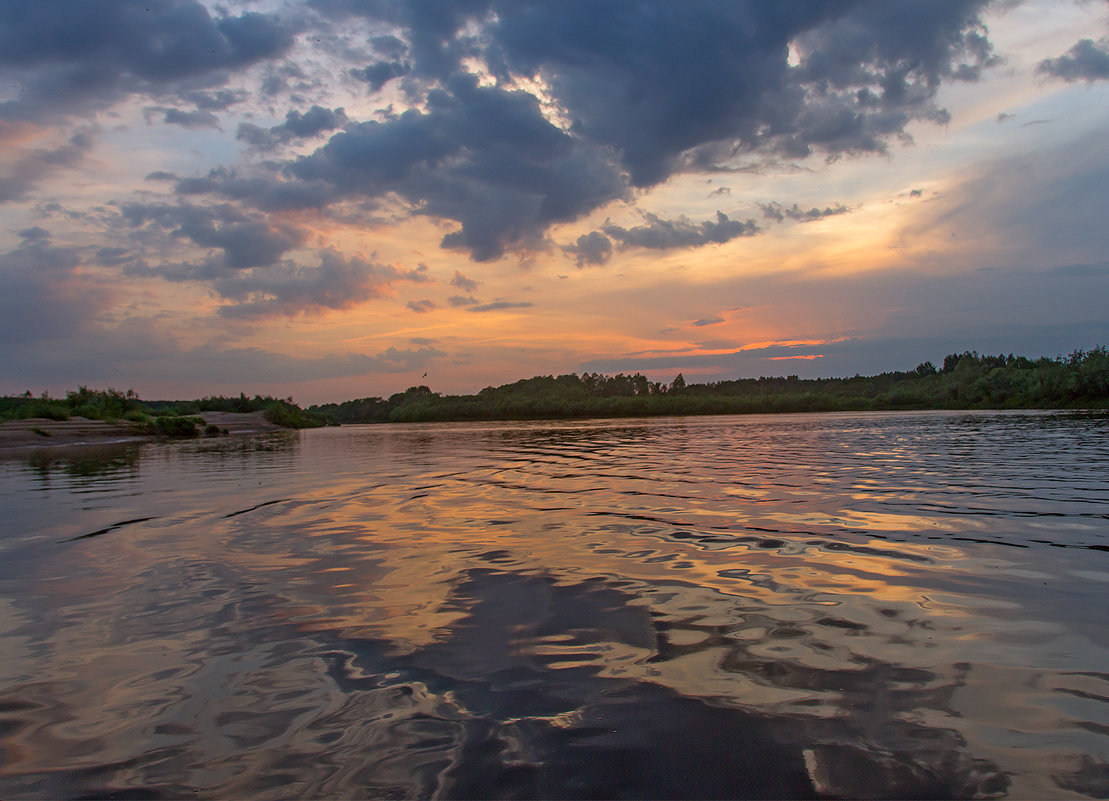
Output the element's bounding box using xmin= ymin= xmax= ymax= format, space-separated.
xmin=603 ymin=212 xmax=759 ymax=250
xmin=119 ymin=202 xmax=308 ymax=272
xmin=142 ymin=1 xmax=996 ymax=265
xmin=0 ymin=128 xmax=94 ymax=204
xmin=237 ymin=106 xmax=349 ymax=150
xmin=311 ymin=0 xmax=995 ymax=185
xmin=563 ymin=231 xmax=614 ymax=268
xmin=0 ymin=0 xmax=297 ymax=123
xmin=310 ymin=0 xmax=491 ymax=81
xmin=1038 ymin=38 xmax=1109 ymax=83
xmin=759 ymin=201 xmax=851 ymax=223
xmin=292 ymin=73 xmax=629 ymax=260
xmin=485 ymin=0 xmax=994 ymax=183
xmin=214 ymin=249 xmax=431 ymax=318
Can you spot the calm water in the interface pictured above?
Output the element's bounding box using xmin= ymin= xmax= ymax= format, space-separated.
xmin=1 ymin=410 xmax=1108 ymax=799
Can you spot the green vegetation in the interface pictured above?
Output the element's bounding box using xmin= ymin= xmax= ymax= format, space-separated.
xmin=0 ymin=388 xmax=327 ymax=433
xmin=142 ymin=393 xmax=326 ymax=427
xmin=153 ymin=415 xmax=203 ymax=437
xmin=310 ymin=347 xmax=1109 ymax=424
xmin=4 ymin=348 xmax=1106 ymax=434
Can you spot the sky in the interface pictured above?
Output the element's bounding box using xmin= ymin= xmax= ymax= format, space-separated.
xmin=1 ymin=0 xmax=1108 ymax=405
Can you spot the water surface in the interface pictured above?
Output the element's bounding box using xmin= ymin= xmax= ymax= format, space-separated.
xmin=1 ymin=411 xmax=1108 ymax=798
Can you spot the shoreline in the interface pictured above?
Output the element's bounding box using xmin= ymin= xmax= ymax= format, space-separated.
xmin=0 ymin=411 xmax=287 ymax=455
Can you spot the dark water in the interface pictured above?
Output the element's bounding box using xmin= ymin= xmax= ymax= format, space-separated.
xmin=1 ymin=411 xmax=1108 ymax=799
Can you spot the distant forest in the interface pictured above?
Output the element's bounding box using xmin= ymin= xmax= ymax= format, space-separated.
xmin=310 ymin=348 xmax=1109 ymax=424
xmin=3 ymin=348 xmax=1107 ymax=429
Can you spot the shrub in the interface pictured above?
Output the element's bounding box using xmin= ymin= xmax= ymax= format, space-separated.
xmin=154 ymin=416 xmax=201 ymax=437
xmin=263 ymin=403 xmax=326 ymax=429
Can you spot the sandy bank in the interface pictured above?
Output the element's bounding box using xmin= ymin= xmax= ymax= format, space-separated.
xmin=0 ymin=411 xmax=287 ymax=454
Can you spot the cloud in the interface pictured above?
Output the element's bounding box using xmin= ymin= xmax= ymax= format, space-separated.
xmin=182 ymin=89 xmax=248 ymax=111
xmin=117 ymin=202 xmax=431 ymax=316
xmin=291 ymin=72 xmax=628 ymax=260
xmin=906 ymin=130 xmax=1109 ymax=271
xmin=146 ymin=107 xmax=220 ymax=129
xmin=237 ymin=106 xmax=349 ymax=150
xmin=351 ymin=60 xmax=412 ymax=91
xmin=119 ymin=201 xmax=308 ymax=271
xmin=1038 ymin=38 xmax=1109 ymax=83
xmin=759 ymin=201 xmax=852 ymax=223
xmin=0 ymin=231 xmax=112 ymax=344
xmin=0 ymin=127 xmax=95 ymax=204
xmin=692 ymin=316 xmax=725 ymax=327
xmin=0 ymin=0 xmax=297 ymax=123
xmin=447 ymin=294 xmax=478 ymax=307
xmin=213 ymin=248 xmax=431 ymax=318
xmin=450 ymin=270 xmax=479 ymax=292
xmin=407 ymin=298 xmax=436 ymax=313
xmin=147 ymin=1 xmax=997 ymax=264
xmin=17 ymin=226 xmax=50 ymax=242
xmin=603 ymin=211 xmax=758 ymax=250
xmin=486 ymin=0 xmax=995 ymax=183
xmin=562 ymin=231 xmax=613 ymax=267
xmin=467 ymin=300 xmax=533 ymax=312
xmin=174 ymin=166 xmax=337 ymax=213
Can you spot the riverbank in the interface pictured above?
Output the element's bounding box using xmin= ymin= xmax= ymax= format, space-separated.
xmin=0 ymin=411 xmax=285 ymax=454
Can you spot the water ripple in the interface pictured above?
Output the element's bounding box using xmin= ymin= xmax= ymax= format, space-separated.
xmin=1 ymin=411 xmax=1107 ymax=798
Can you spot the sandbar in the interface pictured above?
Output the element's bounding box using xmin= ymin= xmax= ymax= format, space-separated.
xmin=0 ymin=411 xmax=287 ymax=454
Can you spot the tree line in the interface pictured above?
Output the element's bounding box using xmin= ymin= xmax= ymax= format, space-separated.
xmin=4 ymin=348 xmax=1106 ymax=429
xmin=309 ymin=347 xmax=1109 ymax=424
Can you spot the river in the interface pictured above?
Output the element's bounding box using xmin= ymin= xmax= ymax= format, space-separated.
xmin=1 ymin=410 xmax=1107 ymax=798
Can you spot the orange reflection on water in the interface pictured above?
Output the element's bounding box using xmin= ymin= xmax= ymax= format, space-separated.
xmin=4 ymin=414 xmax=1109 ymax=798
